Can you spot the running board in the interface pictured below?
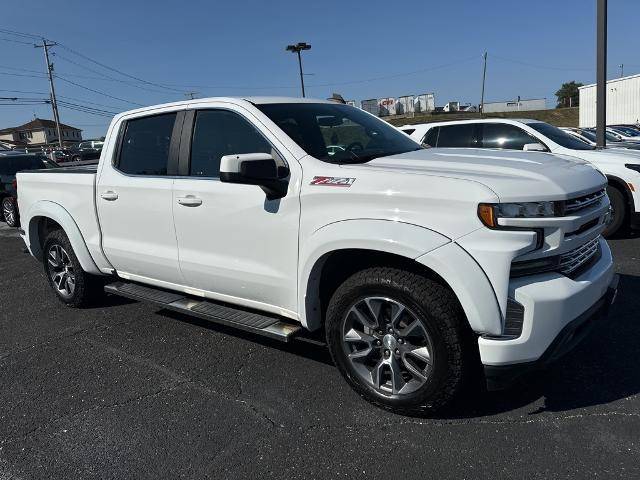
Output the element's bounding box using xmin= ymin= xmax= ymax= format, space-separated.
xmin=104 ymin=281 xmax=301 ymax=342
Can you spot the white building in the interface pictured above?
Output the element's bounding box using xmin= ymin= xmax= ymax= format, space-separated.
xmin=579 ymin=74 xmax=640 ymax=127
xmin=482 ymin=98 xmax=546 ymax=113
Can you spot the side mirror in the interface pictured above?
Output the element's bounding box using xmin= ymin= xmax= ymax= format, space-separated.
xmin=523 ymin=143 xmax=547 ymax=152
xmin=219 ymin=153 xmax=289 ymax=200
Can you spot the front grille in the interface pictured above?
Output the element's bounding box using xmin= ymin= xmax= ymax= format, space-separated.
xmin=510 ymin=236 xmax=602 ymax=278
xmin=564 ymin=189 xmax=606 ymax=215
xmin=559 ymin=237 xmax=601 ymax=276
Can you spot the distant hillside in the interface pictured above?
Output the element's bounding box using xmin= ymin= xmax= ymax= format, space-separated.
xmin=385 ymin=107 xmax=578 ymax=128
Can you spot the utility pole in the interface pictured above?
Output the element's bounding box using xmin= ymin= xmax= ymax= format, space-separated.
xmin=286 ymin=42 xmax=311 ymax=97
xmin=596 ymin=0 xmax=607 ymax=148
xmin=619 ymin=63 xmax=624 ymax=78
xmin=184 ymin=91 xmax=199 ymax=100
xmin=480 ymin=51 xmax=487 ymax=116
xmin=35 ymin=39 xmax=63 ymax=148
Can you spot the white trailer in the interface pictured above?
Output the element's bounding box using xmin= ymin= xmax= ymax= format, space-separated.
xmin=482 ymin=98 xmax=546 ymax=113
xmin=579 ymin=74 xmax=640 ymax=127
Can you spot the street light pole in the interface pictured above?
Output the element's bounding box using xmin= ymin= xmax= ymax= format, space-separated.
xmin=619 ymin=63 xmax=624 ymax=78
xmin=480 ymin=51 xmax=487 ymax=116
xmin=286 ymin=42 xmax=311 ymax=98
xmin=596 ymin=0 xmax=607 ymax=149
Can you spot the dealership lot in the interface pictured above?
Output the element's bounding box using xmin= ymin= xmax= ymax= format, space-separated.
xmin=0 ymin=225 xmax=638 ymax=479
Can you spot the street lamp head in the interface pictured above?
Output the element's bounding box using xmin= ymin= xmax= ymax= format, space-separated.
xmin=286 ymin=42 xmax=311 ymax=52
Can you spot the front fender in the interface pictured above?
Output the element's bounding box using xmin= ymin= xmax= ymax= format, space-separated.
xmin=299 ymin=219 xmax=451 ymax=330
xmin=24 ymin=200 xmax=102 ymax=275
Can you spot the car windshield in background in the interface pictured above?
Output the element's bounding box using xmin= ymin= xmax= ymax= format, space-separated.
xmin=613 ymin=126 xmax=640 ymax=136
xmin=0 ymin=155 xmax=52 ymax=176
xmin=256 ymin=103 xmax=421 ymax=163
xmin=582 ymin=129 xmax=621 ymax=143
xmin=528 ymin=122 xmax=595 ymax=150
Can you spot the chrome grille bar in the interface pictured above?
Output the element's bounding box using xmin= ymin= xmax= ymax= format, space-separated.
xmin=565 ymin=189 xmax=606 ymax=214
xmin=559 ymin=237 xmax=600 ymax=275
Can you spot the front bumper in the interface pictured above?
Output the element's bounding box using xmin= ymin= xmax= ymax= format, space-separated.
xmin=484 ymin=276 xmax=618 ymax=390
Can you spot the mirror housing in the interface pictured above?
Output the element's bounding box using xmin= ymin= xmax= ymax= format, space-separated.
xmin=523 ymin=143 xmax=547 ymax=152
xmin=219 ymin=153 xmax=289 ymax=200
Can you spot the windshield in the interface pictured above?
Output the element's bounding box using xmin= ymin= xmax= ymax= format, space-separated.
xmin=256 ymin=103 xmax=421 ymax=163
xmin=612 ymin=126 xmax=640 ymax=137
xmin=528 ymin=122 xmax=595 ymax=150
xmin=582 ymin=129 xmax=621 ymax=143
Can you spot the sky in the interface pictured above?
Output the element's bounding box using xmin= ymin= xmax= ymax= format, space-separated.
xmin=1 ymin=0 xmax=638 ymax=138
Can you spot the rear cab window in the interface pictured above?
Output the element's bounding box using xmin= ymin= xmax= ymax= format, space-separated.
xmin=435 ymin=124 xmax=478 ymax=148
xmin=116 ymin=112 xmax=177 ymax=175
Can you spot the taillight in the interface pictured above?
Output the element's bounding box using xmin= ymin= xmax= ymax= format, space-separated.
xmin=12 ymin=178 xmax=17 ymax=190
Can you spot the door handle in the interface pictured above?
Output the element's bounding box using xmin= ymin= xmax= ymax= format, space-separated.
xmin=177 ymin=195 xmax=202 ymax=207
xmin=101 ymin=191 xmax=118 ymax=201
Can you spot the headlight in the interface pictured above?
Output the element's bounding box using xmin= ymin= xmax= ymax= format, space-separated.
xmin=625 ymin=164 xmax=640 ymax=173
xmin=478 ymin=201 xmax=560 ymax=228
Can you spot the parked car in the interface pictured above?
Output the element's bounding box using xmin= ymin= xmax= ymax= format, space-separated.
xmin=17 ymin=97 xmax=617 ymax=414
xmin=69 ymin=140 xmax=104 ymax=162
xmin=560 ymin=127 xmax=640 ymax=150
xmin=0 ymin=153 xmax=58 ymax=227
xmin=607 ymin=126 xmax=640 ymax=142
xmin=401 ymin=119 xmax=640 ymax=237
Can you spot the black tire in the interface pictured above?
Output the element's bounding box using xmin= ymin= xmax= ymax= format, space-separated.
xmin=43 ymin=229 xmax=104 ymax=307
xmin=325 ymin=267 xmax=471 ymax=415
xmin=1 ymin=197 xmax=19 ymax=227
xmin=603 ymin=186 xmax=626 ymax=238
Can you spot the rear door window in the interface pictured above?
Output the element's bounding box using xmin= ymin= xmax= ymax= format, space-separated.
xmin=117 ymin=112 xmax=177 ymax=175
xmin=435 ymin=124 xmax=477 ymax=148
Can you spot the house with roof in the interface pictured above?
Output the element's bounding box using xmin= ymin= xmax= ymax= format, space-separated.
xmin=0 ymin=118 xmax=82 ymax=148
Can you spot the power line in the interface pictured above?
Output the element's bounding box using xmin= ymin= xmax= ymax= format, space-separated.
xmin=55 ymin=75 xmax=145 ymax=106
xmin=491 ymin=54 xmax=592 ymax=72
xmin=0 ymin=37 xmax=34 ymax=46
xmin=56 ymin=43 xmax=186 ymax=93
xmin=0 ymin=28 xmax=41 ymax=39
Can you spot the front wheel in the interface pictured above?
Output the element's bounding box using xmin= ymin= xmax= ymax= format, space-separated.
xmin=43 ymin=229 xmax=104 ymax=307
xmin=2 ymin=197 xmax=19 ymax=227
xmin=325 ymin=267 xmax=471 ymax=415
xmin=603 ymin=186 xmax=626 ymax=238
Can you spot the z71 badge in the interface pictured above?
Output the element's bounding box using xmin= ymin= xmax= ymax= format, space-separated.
xmin=310 ymin=176 xmax=356 ymax=187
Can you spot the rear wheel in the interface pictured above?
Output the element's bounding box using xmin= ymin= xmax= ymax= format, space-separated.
xmin=603 ymin=186 xmax=626 ymax=238
xmin=43 ymin=229 xmax=103 ymax=307
xmin=1 ymin=197 xmax=19 ymax=227
xmin=325 ymin=267 xmax=470 ymax=415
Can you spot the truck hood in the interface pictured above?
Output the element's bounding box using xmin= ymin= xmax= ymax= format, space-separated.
xmin=349 ymin=148 xmax=606 ymax=202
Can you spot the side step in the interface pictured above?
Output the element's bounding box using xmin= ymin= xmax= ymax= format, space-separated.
xmin=104 ymin=281 xmax=302 ymax=342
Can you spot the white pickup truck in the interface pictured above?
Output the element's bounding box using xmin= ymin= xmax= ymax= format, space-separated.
xmin=17 ymin=97 xmax=617 ymax=414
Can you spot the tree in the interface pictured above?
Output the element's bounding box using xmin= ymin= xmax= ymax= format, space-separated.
xmin=555 ymin=81 xmax=584 ymax=108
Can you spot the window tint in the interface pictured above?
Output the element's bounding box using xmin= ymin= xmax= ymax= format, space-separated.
xmin=189 ymin=110 xmax=272 ymax=177
xmin=480 ymin=123 xmax=538 ymax=150
xmin=436 ymin=124 xmax=476 ymax=148
xmin=423 ymin=127 xmax=439 ymax=147
xmin=117 ymin=112 xmax=176 ymax=175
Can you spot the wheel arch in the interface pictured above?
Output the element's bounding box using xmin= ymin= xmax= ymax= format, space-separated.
xmin=25 ymin=201 xmax=102 ymax=275
xmin=299 ymin=219 xmax=464 ymax=332
xmin=606 ymin=175 xmax=635 ymax=213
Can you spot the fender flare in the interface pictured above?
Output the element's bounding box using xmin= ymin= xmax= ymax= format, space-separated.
xmin=24 ymin=200 xmax=102 ymax=275
xmin=299 ymin=219 xmax=451 ymax=331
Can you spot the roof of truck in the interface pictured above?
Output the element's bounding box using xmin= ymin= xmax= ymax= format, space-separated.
xmin=114 ymin=96 xmax=335 ymax=120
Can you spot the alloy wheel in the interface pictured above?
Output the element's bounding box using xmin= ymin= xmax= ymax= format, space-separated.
xmin=47 ymin=244 xmax=76 ymax=298
xmin=341 ymin=297 xmax=435 ymax=396
xmin=2 ymin=199 xmax=15 ymax=226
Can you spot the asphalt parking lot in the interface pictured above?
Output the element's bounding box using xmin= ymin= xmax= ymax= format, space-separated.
xmin=0 ymin=224 xmax=638 ymax=479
